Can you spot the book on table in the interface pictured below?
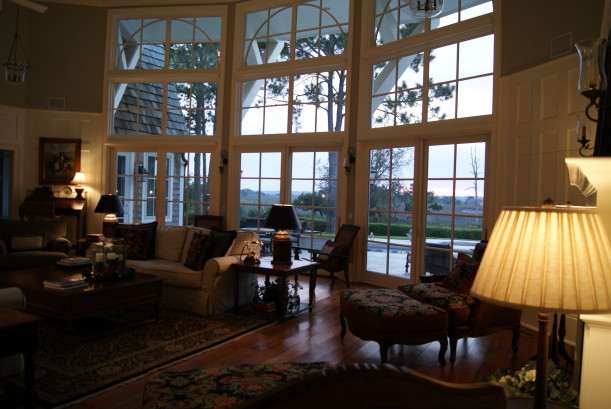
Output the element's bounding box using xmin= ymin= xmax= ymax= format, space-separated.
xmin=56 ymin=257 xmax=92 ymax=267
xmin=43 ymin=274 xmax=88 ymax=290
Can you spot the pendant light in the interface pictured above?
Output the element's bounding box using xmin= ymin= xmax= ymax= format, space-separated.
xmin=4 ymin=6 xmax=28 ymax=84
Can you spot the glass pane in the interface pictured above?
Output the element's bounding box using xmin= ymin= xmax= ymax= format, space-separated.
xmin=457 ymin=76 xmax=493 ymax=118
xmin=392 ymin=147 xmax=415 ymax=178
xmin=260 ymin=152 xmax=281 ymax=177
xmin=241 ymin=108 xmax=264 ymax=135
xmin=432 ymin=0 xmax=458 ymax=29
xmin=241 ymin=153 xmax=260 ymax=177
xmin=454 ymin=181 xmax=484 ymax=215
xmin=459 ymin=35 xmax=494 ymax=78
xmin=397 ymin=53 xmax=424 ymax=90
xmin=428 ymin=144 xmax=455 ymax=178
xmin=142 ymin=20 xmax=165 ymax=43
xmin=456 ymin=142 xmax=485 ymax=178
xmin=269 ymin=7 xmax=292 ymax=36
xmin=264 ymin=106 xmax=288 ymax=134
xmin=297 ymin=3 xmax=319 ymax=31
xmin=454 ymin=216 xmax=482 ymax=245
xmin=388 ymin=244 xmax=411 ymax=278
xmin=367 ymin=242 xmax=388 ymax=274
xmin=260 ymin=180 xmax=281 ymax=204
xmin=427 ymin=180 xmax=453 ymax=213
xmin=292 ymin=152 xmax=315 ymax=178
xmin=370 ymin=148 xmax=391 ymax=179
xmin=428 ymin=81 xmax=456 ymax=121
xmin=429 ymin=44 xmax=457 ymax=84
xmin=195 ymin=17 xmax=222 ymax=42
xmin=462 ymin=0 xmax=493 ymax=21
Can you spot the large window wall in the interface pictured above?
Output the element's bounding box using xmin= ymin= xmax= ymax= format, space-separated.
xmin=105 ymin=1 xmax=496 ymax=283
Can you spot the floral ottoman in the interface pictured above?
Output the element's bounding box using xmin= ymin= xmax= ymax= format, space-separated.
xmin=142 ymin=362 xmax=333 ymax=409
xmin=340 ymin=289 xmax=448 ymax=366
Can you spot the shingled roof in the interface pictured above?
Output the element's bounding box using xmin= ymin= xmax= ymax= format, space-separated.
xmin=113 ymin=44 xmax=189 ymax=135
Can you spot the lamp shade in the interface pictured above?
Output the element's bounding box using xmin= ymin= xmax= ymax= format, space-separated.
xmin=71 ymin=172 xmax=86 ymax=185
xmin=264 ymin=204 xmax=301 ymax=231
xmin=94 ymin=194 xmax=124 ymax=216
xmin=471 ymin=205 xmax=611 ymax=314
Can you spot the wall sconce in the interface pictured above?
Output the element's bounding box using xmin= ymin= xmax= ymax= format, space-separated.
xmin=219 ymin=150 xmax=228 ymax=174
xmin=408 ymin=0 xmax=444 ymax=18
xmin=575 ymin=38 xmax=607 ymax=156
xmin=575 ymin=112 xmax=594 ymax=157
xmin=343 ymin=147 xmax=356 ymax=175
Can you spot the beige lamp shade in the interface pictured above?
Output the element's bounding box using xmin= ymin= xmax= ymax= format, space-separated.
xmin=470 ymin=205 xmax=611 ymax=314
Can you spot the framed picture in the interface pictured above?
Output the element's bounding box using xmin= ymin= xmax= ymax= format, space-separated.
xmin=39 ymin=137 xmax=81 ymax=185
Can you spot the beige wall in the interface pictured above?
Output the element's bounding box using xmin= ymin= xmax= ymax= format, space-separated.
xmin=501 ymin=0 xmax=605 ymax=76
xmin=0 ymin=2 xmax=106 ymax=112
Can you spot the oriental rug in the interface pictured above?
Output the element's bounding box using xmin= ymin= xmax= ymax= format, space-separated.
xmin=33 ymin=307 xmax=271 ymax=408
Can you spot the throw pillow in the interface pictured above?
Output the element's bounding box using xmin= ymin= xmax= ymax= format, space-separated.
xmin=437 ymin=253 xmax=479 ymax=293
xmin=184 ymin=231 xmax=210 ymax=270
xmin=155 ymin=226 xmax=188 ymax=262
xmin=112 ymin=222 xmax=157 ymax=260
xmin=8 ymin=234 xmax=47 ymax=251
xmin=204 ymin=227 xmax=237 ymax=260
xmin=317 ymin=240 xmax=338 ymax=261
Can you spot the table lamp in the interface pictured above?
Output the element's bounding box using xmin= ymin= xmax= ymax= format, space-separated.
xmin=264 ymin=204 xmax=301 ymax=264
xmin=71 ymin=172 xmax=86 ymax=199
xmin=470 ymin=201 xmax=611 ymax=409
xmin=94 ymin=194 xmax=124 ymax=237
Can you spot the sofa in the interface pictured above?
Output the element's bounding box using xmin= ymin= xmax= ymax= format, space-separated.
xmin=111 ymin=223 xmax=258 ymax=315
xmin=0 ymin=219 xmax=71 ymax=271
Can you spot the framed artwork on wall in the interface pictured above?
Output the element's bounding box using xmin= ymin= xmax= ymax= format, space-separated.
xmin=39 ymin=137 xmax=81 ymax=185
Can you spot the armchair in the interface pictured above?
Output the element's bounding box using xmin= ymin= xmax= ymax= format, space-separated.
xmin=294 ymin=224 xmax=360 ymax=287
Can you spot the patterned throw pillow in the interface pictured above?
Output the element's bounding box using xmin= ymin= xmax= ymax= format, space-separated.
xmin=8 ymin=234 xmax=47 ymax=251
xmin=184 ymin=231 xmax=210 ymax=270
xmin=437 ymin=253 xmax=479 ymax=293
xmin=113 ymin=222 xmax=157 ymax=260
xmin=317 ymin=240 xmax=338 ymax=261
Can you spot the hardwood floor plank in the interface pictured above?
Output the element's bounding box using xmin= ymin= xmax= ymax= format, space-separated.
xmin=58 ymin=279 xmax=541 ymax=409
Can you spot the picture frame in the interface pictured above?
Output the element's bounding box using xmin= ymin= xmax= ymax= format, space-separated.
xmin=39 ymin=137 xmax=81 ymax=185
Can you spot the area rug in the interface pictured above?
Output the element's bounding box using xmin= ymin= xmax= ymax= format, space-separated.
xmin=33 ymin=307 xmax=271 ymax=408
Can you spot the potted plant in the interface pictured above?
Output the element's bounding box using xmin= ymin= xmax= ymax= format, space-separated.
xmin=485 ymin=360 xmax=579 ymax=407
xmin=252 ymin=278 xmax=302 ymax=315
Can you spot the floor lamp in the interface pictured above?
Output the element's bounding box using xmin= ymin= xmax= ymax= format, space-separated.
xmin=470 ymin=201 xmax=611 ymax=409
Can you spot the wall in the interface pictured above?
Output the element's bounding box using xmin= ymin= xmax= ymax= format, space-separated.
xmin=0 ymin=2 xmax=106 ymax=112
xmin=500 ymin=0 xmax=605 ymax=76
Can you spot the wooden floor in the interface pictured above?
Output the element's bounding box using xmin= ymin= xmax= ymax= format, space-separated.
xmin=63 ymin=278 xmax=539 ymax=409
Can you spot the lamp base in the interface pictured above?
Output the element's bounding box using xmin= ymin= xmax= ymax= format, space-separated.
xmin=271 ymin=232 xmax=293 ymax=265
xmin=74 ymin=187 xmax=84 ymax=200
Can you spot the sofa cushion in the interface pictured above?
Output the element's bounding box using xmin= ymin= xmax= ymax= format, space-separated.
xmin=113 ymin=222 xmax=157 ymax=260
xmin=184 ymin=231 xmax=210 ymax=270
xmin=142 ymin=362 xmax=333 ymax=409
xmin=8 ymin=234 xmax=47 ymax=251
xmin=128 ymin=259 xmax=204 ymax=288
xmin=398 ymin=283 xmax=475 ymax=326
xmin=205 ymin=227 xmax=237 ymax=259
xmin=155 ymin=226 xmax=188 ymax=262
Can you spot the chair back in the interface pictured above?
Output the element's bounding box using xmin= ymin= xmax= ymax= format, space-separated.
xmin=193 ymin=215 xmax=223 ymax=229
xmin=332 ymin=224 xmax=360 ymax=256
xmin=234 ymin=363 xmax=507 ymax=409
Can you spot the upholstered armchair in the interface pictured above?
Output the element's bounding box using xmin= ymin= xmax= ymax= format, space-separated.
xmin=0 ymin=287 xmax=27 ymax=401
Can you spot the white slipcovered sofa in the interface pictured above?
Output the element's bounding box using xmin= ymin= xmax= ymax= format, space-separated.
xmin=123 ymin=225 xmax=258 ymax=315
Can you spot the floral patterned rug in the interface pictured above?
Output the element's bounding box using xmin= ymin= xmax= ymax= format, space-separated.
xmin=33 ymin=307 xmax=271 ymax=408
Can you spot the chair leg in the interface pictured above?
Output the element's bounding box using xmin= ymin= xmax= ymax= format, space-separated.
xmin=344 ymin=265 xmax=351 ymax=288
xmin=339 ymin=312 xmax=347 ymax=338
xmin=449 ymin=335 xmax=459 ymax=363
xmin=438 ymin=338 xmax=448 ymax=367
xmin=379 ymin=342 xmax=390 ymax=363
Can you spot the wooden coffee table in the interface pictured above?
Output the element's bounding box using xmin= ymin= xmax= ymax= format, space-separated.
xmin=0 ymin=267 xmax=163 ymax=329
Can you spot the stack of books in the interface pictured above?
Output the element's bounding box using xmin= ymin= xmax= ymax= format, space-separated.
xmin=56 ymin=257 xmax=92 ymax=269
xmin=43 ymin=274 xmax=88 ymax=290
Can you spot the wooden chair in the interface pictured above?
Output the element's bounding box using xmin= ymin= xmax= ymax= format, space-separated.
xmin=234 ymin=363 xmax=507 ymax=409
xmin=294 ymin=224 xmax=360 ymax=287
xmin=193 ymin=215 xmax=223 ymax=229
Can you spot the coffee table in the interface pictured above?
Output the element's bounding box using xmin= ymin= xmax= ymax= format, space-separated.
xmin=0 ymin=267 xmax=163 ymax=330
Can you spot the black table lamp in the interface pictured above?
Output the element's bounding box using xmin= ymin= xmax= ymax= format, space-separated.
xmin=264 ymin=204 xmax=301 ymax=264
xmin=94 ymin=194 xmax=124 ymax=237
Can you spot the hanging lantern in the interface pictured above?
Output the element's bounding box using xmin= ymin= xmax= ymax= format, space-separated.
xmin=4 ymin=6 xmax=29 ymax=85
xmin=408 ymin=0 xmax=445 ymax=19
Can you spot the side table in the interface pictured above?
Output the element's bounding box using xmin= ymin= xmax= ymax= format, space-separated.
xmin=0 ymin=307 xmax=41 ymax=408
xmin=232 ymin=257 xmax=319 ymax=321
